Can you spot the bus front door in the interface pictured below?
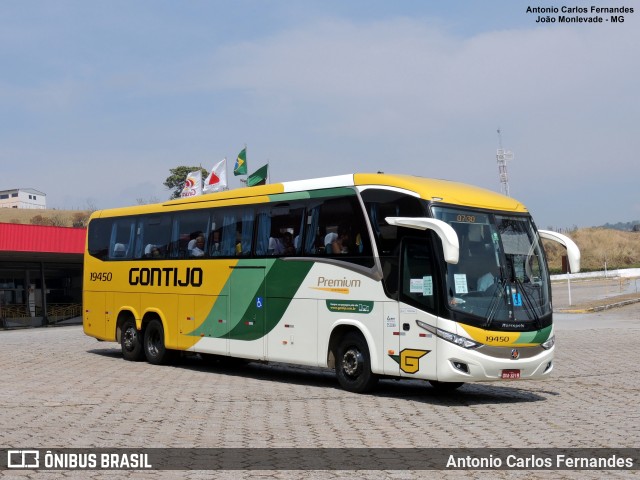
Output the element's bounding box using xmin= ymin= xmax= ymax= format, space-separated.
xmin=397 ymin=238 xmax=438 ymax=380
xmin=228 ymin=262 xmax=267 ymax=360
xmin=398 ymin=304 xmax=438 ymax=380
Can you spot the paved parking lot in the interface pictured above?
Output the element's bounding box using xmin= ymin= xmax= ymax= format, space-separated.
xmin=1 ymin=301 xmax=639 ymax=479
xmin=552 ymin=275 xmax=640 ymax=311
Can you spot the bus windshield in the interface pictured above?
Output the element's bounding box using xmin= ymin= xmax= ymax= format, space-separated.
xmin=432 ymin=206 xmax=551 ymax=331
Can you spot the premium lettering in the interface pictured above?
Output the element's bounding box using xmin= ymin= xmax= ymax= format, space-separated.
xmin=317 ymin=276 xmax=361 ymax=288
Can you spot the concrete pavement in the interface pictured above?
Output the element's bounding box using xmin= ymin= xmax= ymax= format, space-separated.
xmin=1 ymin=300 xmax=640 ymax=479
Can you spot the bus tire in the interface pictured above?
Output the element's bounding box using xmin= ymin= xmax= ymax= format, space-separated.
xmin=143 ymin=319 xmax=172 ymax=365
xmin=428 ymin=380 xmax=464 ymax=391
xmin=121 ymin=319 xmax=144 ymax=361
xmin=335 ymin=332 xmax=378 ymax=393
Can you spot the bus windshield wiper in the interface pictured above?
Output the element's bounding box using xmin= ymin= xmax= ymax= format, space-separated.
xmin=483 ymin=278 xmax=505 ymax=329
xmin=514 ymin=277 xmax=542 ymax=328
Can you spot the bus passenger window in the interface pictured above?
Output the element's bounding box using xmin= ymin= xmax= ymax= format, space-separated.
xmin=301 ymin=195 xmax=373 ymax=267
xmin=109 ymin=218 xmax=136 ymax=260
xmin=88 ymin=218 xmax=112 ymax=260
xmin=135 ymin=214 xmax=171 ymax=259
xmin=256 ymin=203 xmax=303 ymax=256
xmin=171 ymin=210 xmax=211 ymax=259
xmin=219 ymin=207 xmax=254 ymax=256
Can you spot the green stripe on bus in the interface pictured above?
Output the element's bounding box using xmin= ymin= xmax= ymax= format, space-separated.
xmin=188 ymin=259 xmax=313 ymax=341
xmin=267 ymin=192 xmax=310 ymax=202
xmin=227 ymin=259 xmax=314 ymax=341
xmin=529 ymin=325 xmax=552 ymax=344
xmin=268 ymin=187 xmax=355 ymax=203
xmin=515 ymin=326 xmax=552 ymax=344
xmin=308 ymin=187 xmax=355 ymax=199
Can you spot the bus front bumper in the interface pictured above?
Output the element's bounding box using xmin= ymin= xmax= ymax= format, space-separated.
xmin=435 ymin=340 xmax=554 ymax=383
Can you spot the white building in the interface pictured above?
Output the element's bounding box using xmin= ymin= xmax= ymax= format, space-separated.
xmin=0 ymin=188 xmax=47 ymax=209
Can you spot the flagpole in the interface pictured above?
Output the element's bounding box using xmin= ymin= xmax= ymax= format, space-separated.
xmin=224 ymin=157 xmax=228 ymax=191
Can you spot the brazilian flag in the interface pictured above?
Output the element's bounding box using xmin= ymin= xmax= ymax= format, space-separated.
xmin=234 ymin=148 xmax=248 ymax=176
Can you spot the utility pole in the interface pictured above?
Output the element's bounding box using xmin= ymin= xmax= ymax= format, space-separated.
xmin=496 ymin=129 xmax=514 ymax=197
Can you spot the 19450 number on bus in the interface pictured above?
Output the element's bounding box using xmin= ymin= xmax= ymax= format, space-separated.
xmin=90 ymin=272 xmax=113 ymax=282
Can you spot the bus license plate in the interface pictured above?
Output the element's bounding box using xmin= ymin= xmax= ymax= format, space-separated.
xmin=501 ymin=369 xmax=520 ymax=379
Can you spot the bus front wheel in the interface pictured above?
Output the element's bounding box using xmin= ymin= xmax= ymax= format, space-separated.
xmin=335 ymin=332 xmax=378 ymax=393
xmin=121 ymin=319 xmax=144 ymax=361
xmin=144 ymin=319 xmax=172 ymax=365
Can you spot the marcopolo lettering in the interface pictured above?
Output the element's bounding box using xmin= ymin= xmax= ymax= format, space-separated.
xmin=129 ymin=267 xmax=203 ymax=287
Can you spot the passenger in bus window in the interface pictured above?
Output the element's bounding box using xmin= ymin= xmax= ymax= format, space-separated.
xmin=281 ymin=231 xmax=296 ymax=255
xmin=355 ymin=233 xmax=364 ymax=253
xmin=187 ymin=232 xmax=201 ymax=254
xmin=113 ymin=243 xmax=127 ymax=258
xmin=330 ymin=225 xmax=350 ymax=254
xmin=324 ymin=231 xmax=338 ymax=253
xmin=189 ymin=235 xmax=206 ymax=257
xmin=235 ymin=237 xmax=242 ymax=255
xmin=210 ymin=230 xmax=222 ymax=256
xmin=268 ymin=235 xmax=284 ymax=255
xmin=144 ymin=244 xmax=161 ymax=259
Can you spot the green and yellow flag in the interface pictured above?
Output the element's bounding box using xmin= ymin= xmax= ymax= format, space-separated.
xmin=234 ymin=148 xmax=248 ymax=176
xmin=247 ymin=163 xmax=268 ymax=187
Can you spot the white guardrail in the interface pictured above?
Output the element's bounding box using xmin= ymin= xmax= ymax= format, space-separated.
xmin=551 ymin=268 xmax=640 ymax=281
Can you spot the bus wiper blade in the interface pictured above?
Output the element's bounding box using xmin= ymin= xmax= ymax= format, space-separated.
xmin=484 ymin=278 xmax=505 ymax=329
xmin=514 ymin=277 xmax=541 ymax=328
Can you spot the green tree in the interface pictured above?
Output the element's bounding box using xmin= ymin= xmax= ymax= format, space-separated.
xmin=164 ymin=166 xmax=209 ymax=200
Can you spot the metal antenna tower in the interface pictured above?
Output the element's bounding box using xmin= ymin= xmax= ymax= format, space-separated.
xmin=496 ymin=128 xmax=514 ymax=197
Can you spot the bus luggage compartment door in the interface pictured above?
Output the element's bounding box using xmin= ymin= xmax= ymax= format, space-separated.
xmin=228 ymin=262 xmax=266 ymax=360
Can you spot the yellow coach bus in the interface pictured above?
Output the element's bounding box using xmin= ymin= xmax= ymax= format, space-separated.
xmin=83 ymin=173 xmax=580 ymax=392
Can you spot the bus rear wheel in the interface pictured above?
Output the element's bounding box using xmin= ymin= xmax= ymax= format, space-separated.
xmin=144 ymin=319 xmax=172 ymax=365
xmin=121 ymin=319 xmax=144 ymax=361
xmin=335 ymin=332 xmax=378 ymax=393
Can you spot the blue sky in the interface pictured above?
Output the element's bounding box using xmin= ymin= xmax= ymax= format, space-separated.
xmin=1 ymin=1 xmax=638 ymax=228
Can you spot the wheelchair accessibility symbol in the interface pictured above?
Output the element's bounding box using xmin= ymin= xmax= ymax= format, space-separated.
xmin=256 ymin=297 xmax=264 ymax=309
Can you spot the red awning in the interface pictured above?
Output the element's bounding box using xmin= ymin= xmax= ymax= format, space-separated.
xmin=0 ymin=223 xmax=86 ymax=254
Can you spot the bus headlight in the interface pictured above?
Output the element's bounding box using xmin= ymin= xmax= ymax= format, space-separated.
xmin=416 ymin=320 xmax=481 ymax=349
xmin=541 ymin=335 xmax=555 ymax=350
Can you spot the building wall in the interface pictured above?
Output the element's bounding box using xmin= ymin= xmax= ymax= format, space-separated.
xmin=0 ymin=189 xmax=47 ymax=209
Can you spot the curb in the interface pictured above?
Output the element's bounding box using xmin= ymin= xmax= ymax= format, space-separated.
xmin=556 ymin=297 xmax=640 ymax=314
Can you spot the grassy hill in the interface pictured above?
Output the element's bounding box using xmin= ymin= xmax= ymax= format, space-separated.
xmin=0 ymin=208 xmax=91 ymax=227
xmin=543 ymin=228 xmax=640 ymax=273
xmin=2 ymin=208 xmax=638 ymax=272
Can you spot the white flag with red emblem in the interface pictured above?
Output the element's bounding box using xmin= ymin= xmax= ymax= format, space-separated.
xmin=180 ymin=170 xmax=202 ymax=198
xmin=203 ymin=159 xmax=227 ymax=193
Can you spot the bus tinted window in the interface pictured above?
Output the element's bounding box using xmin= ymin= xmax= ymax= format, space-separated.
xmin=109 ymin=218 xmax=136 ymax=260
xmin=400 ymin=238 xmax=437 ymax=314
xmin=87 ymin=218 xmax=111 ymax=260
xmin=303 ymin=196 xmax=373 ymax=267
xmin=171 ymin=210 xmax=211 ymax=258
xmin=220 ymin=207 xmax=254 ymax=256
xmin=360 ymin=188 xmax=428 ymax=256
xmin=136 ymin=214 xmax=172 ymax=259
xmin=256 ymin=203 xmax=304 ymax=256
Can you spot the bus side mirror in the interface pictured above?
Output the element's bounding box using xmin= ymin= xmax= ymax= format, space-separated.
xmin=538 ymin=229 xmax=581 ymax=273
xmin=385 ymin=217 xmax=459 ymax=264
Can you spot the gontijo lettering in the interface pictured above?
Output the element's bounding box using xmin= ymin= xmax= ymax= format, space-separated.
xmin=129 ymin=267 xmax=203 ymax=287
